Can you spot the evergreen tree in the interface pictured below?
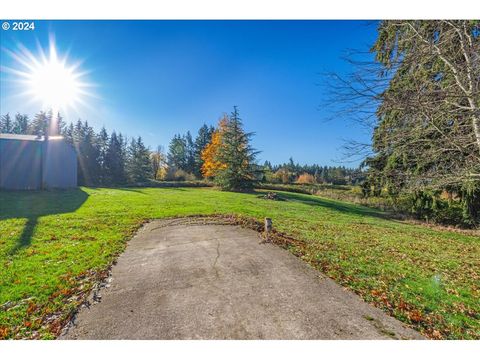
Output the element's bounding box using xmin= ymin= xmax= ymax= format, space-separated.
xmin=287 ymin=157 xmax=295 ymax=172
xmin=84 ymin=121 xmax=101 ymax=185
xmin=126 ymin=138 xmax=138 ymax=181
xmin=126 ymin=137 xmax=152 ymax=183
xmin=12 ymin=113 xmax=29 ymax=134
xmin=118 ymin=133 xmax=128 ymax=181
xmin=262 ymin=161 xmax=274 ymax=183
xmin=29 ymin=111 xmax=48 ymax=136
xmin=184 ymin=131 xmax=196 ymax=174
xmin=54 ymin=112 xmax=66 ymax=136
xmin=97 ymin=127 xmax=110 ymax=184
xmin=314 ymin=168 xmax=321 ymax=183
xmin=63 ymin=123 xmax=75 ymax=144
xmin=73 ymin=120 xmax=84 ymax=141
xmin=0 ymin=113 xmax=13 ymax=133
xmin=194 ymin=124 xmax=214 ymax=177
xmin=104 ymin=131 xmax=127 ymax=184
xmin=167 ymin=134 xmax=187 ymax=171
xmin=73 ymin=121 xmax=100 ymax=185
xmin=214 ymin=106 xmax=259 ymax=191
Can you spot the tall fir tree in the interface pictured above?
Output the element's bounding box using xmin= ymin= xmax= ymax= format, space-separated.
xmin=0 ymin=113 xmax=13 ymax=133
xmin=184 ymin=131 xmax=196 ymax=174
xmin=12 ymin=113 xmax=29 ymax=134
xmin=97 ymin=127 xmax=110 ymax=184
xmin=29 ymin=111 xmax=48 ymax=136
xmin=167 ymin=134 xmax=187 ymax=171
xmin=126 ymin=137 xmax=152 ymax=183
xmin=73 ymin=121 xmax=100 ymax=185
xmin=104 ymin=131 xmax=127 ymax=184
xmin=194 ymin=124 xmax=214 ymax=177
xmin=118 ymin=133 xmax=128 ymax=181
xmin=53 ymin=112 xmax=66 ymax=136
xmin=63 ymin=122 xmax=75 ymax=144
xmin=214 ymin=106 xmax=259 ymax=191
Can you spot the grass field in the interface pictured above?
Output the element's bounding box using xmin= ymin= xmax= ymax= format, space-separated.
xmin=0 ymin=187 xmax=478 ymax=339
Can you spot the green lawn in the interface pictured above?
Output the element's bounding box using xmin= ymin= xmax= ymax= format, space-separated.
xmin=0 ymin=187 xmax=478 ymax=339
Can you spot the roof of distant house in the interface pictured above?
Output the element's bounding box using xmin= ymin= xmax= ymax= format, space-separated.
xmin=0 ymin=134 xmax=65 ymax=141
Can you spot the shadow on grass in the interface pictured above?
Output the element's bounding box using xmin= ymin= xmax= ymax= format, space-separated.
xmin=259 ymin=190 xmax=391 ymax=220
xmin=85 ymin=186 xmax=146 ymax=194
xmin=118 ymin=187 xmax=188 ymax=193
xmin=0 ymin=188 xmax=88 ymax=255
xmin=117 ymin=187 xmax=148 ymax=194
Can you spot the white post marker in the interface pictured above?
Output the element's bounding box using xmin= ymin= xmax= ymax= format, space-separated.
xmin=264 ymin=217 xmax=272 ymax=242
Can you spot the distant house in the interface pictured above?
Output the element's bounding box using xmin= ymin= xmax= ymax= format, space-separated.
xmin=0 ymin=134 xmax=77 ymax=190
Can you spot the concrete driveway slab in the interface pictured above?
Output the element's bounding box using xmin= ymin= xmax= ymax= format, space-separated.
xmin=62 ymin=219 xmax=422 ymax=339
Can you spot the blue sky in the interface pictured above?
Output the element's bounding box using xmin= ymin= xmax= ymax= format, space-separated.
xmin=0 ymin=20 xmax=378 ymax=166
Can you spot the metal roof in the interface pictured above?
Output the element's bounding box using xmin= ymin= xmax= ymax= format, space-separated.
xmin=0 ymin=133 xmax=64 ymax=141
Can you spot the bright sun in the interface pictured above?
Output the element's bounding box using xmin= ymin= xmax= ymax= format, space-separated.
xmin=4 ymin=35 xmax=92 ymax=114
xmin=28 ymin=48 xmax=81 ymax=109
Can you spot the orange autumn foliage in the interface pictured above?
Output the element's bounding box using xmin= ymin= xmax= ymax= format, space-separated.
xmin=296 ymin=173 xmax=316 ymax=184
xmin=201 ymin=117 xmax=228 ymax=178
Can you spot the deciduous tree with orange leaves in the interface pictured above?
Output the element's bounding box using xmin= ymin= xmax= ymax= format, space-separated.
xmin=201 ymin=116 xmax=228 ymax=178
xmin=296 ymin=173 xmax=315 ymax=184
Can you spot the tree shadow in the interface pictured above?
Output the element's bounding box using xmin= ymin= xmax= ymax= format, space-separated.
xmin=118 ymin=187 xmax=188 ymax=192
xmin=0 ymin=188 xmax=89 ymax=255
xmin=116 ymin=187 xmax=148 ymax=194
xmin=261 ymin=190 xmax=392 ymax=220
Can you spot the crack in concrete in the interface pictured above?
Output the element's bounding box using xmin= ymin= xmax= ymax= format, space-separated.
xmin=212 ymin=240 xmax=221 ymax=278
xmin=165 ymin=237 xmax=224 ymax=248
xmin=148 ymin=217 xmax=240 ymax=232
xmin=364 ymin=315 xmax=399 ymax=339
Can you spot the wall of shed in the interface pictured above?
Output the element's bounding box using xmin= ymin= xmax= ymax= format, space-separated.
xmin=0 ymin=139 xmax=42 ymax=190
xmin=42 ymin=140 xmax=77 ymax=188
xmin=0 ymin=138 xmax=77 ymax=190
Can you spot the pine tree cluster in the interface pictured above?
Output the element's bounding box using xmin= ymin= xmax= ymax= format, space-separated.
xmin=166 ymin=124 xmax=215 ymax=179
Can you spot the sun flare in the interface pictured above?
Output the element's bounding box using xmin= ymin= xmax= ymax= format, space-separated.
xmin=28 ymin=48 xmax=81 ymax=109
xmin=3 ymin=35 xmax=93 ymax=115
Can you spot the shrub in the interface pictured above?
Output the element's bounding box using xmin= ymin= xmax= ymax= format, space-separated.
xmin=274 ymin=168 xmax=293 ymax=184
xmin=296 ymin=173 xmax=316 ymax=184
xmin=165 ymin=168 xmax=196 ymax=181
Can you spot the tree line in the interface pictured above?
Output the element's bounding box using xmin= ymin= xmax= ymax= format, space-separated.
xmin=0 ymin=107 xmax=259 ymax=190
xmin=262 ymin=159 xmax=363 ymax=185
xmin=1 ymin=108 xmax=361 ymax=190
